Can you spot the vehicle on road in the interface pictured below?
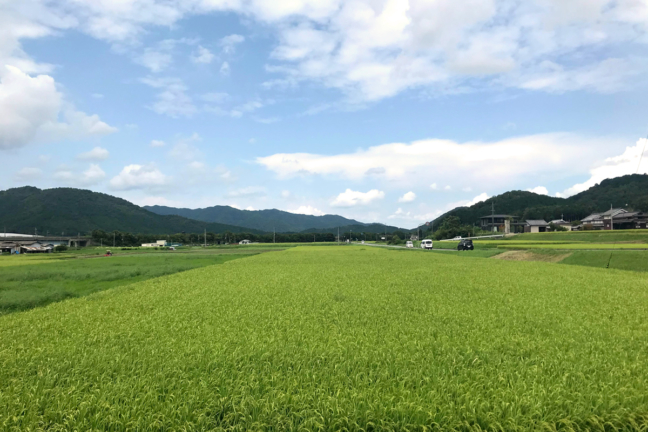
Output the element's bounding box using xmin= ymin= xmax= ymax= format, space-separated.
xmin=406 ymin=241 xmax=413 ymax=248
xmin=420 ymin=239 xmax=433 ymax=250
xmin=457 ymin=239 xmax=474 ymax=251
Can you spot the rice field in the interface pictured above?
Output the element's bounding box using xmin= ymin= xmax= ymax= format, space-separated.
xmin=0 ymin=251 xmax=260 ymax=315
xmin=1 ymin=246 xmax=648 ymax=431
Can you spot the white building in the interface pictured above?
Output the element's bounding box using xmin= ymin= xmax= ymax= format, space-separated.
xmin=142 ymin=240 xmax=168 ymax=247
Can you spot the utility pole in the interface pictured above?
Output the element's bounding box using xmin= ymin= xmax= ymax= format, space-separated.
xmin=113 ymin=232 xmax=116 ymax=247
xmin=610 ymin=204 xmax=614 ymax=231
xmin=492 ymin=202 xmax=495 ymax=233
xmin=338 ymin=227 xmax=340 ymax=245
xmin=273 ymin=227 xmax=275 ymax=244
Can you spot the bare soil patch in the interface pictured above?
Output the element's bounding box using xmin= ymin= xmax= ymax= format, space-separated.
xmin=493 ymin=250 xmax=572 ymax=263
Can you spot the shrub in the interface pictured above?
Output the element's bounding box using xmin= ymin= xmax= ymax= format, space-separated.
xmin=54 ymin=245 xmax=68 ymax=252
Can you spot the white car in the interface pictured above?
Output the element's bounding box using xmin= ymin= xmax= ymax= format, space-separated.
xmin=420 ymin=239 xmax=433 ymax=250
xmin=406 ymin=241 xmax=413 ymax=248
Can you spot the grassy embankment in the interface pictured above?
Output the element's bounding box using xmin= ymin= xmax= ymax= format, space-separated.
xmin=2 ymin=246 xmax=648 ymax=430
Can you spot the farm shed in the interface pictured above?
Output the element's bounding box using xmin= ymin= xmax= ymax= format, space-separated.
xmin=524 ymin=220 xmax=549 ymax=233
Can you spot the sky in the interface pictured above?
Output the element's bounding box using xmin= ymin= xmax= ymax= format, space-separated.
xmin=1 ymin=0 xmax=648 ymax=229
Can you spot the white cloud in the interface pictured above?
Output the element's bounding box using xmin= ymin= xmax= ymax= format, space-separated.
xmin=430 ymin=183 xmax=438 ymax=190
xmin=562 ymin=138 xmax=648 ymax=197
xmin=191 ymin=45 xmax=214 ymax=64
xmin=54 ymin=164 xmax=106 ymax=187
xmin=462 ymin=187 xmax=473 ymax=192
xmin=91 ymin=93 xmax=104 ymax=99
xmin=150 ymin=139 xmax=165 ymax=147
xmin=527 ymin=186 xmax=549 ymax=195
xmin=330 ymin=189 xmax=385 ymax=207
xmin=0 ymin=66 xmax=115 ymax=150
xmin=109 ymin=164 xmax=169 ymax=191
xmin=466 ymin=192 xmax=490 ymax=207
xmin=290 ymin=205 xmax=324 ymax=216
xmin=398 ymin=191 xmax=416 ymax=202
xmin=14 ymin=167 xmax=43 ymax=182
xmin=245 ymin=206 xmax=256 ymax=211
xmin=220 ymin=62 xmax=231 ymax=76
xmin=2 ymin=0 xmax=647 ymax=107
xmin=77 ymin=146 xmax=109 ymax=161
xmin=257 ymin=133 xmax=627 ymax=190
xmin=140 ymin=76 xmax=196 ymax=118
xmin=444 ymin=185 xmax=452 ymax=191
xmin=227 ymin=186 xmax=266 ymax=198
xmin=388 ymin=207 xmax=443 ymax=223
xmin=167 ymin=133 xmax=203 ymax=161
xmin=220 ymin=34 xmax=245 ymax=54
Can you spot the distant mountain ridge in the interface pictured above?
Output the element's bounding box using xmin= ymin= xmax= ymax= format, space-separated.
xmin=420 ymin=174 xmax=648 ymax=231
xmin=0 ymin=186 xmax=405 ymax=235
xmin=0 ymin=187 xmax=263 ymax=235
xmin=144 ymin=205 xmax=403 ymax=233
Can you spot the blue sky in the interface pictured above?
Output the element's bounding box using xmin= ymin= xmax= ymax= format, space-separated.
xmin=1 ymin=0 xmax=647 ymax=229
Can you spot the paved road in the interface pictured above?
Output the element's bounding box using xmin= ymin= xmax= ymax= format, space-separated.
xmin=352 ymin=242 xmax=458 ymax=252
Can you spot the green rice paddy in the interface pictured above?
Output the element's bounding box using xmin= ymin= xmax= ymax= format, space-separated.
xmin=2 ymin=246 xmax=648 ymax=431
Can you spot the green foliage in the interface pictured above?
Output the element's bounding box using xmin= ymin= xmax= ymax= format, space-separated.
xmin=53 ymin=244 xmax=68 ymax=252
xmin=432 ymin=216 xmax=473 ymax=240
xmin=2 ymin=247 xmax=648 ymax=430
xmin=548 ymin=222 xmax=568 ymax=232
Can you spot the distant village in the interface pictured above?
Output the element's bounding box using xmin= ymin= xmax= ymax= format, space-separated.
xmin=480 ymin=208 xmax=647 ymax=233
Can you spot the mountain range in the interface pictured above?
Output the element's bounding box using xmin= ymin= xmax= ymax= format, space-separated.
xmin=0 ymin=187 xmax=403 ymax=235
xmin=3 ymin=175 xmax=648 ymax=236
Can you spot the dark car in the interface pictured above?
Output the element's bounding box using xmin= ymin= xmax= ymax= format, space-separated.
xmin=457 ymin=239 xmax=474 ymax=251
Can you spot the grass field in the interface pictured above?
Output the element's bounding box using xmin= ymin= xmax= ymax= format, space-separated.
xmin=0 ymin=251 xmax=260 ymax=315
xmin=2 ymin=246 xmax=648 ymax=431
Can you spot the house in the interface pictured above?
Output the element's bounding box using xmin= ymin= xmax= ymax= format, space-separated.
xmin=524 ymin=220 xmax=549 ymax=233
xmin=549 ymin=219 xmax=573 ymax=231
xmin=601 ymin=208 xmax=628 ymax=230
xmin=606 ymin=211 xmax=648 ymax=230
xmin=142 ymin=240 xmax=168 ymax=247
xmin=480 ymin=215 xmax=521 ymax=233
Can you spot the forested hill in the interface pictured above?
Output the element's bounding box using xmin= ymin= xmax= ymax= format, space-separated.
xmin=421 ymin=174 xmax=648 ymax=230
xmin=0 ymin=187 xmax=262 ymax=235
xmin=145 ymin=205 xmax=370 ymax=233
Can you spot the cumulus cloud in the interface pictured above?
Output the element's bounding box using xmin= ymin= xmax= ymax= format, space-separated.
xmin=527 ymin=186 xmax=549 ymax=195
xmin=227 ymin=186 xmax=266 ymax=198
xmin=150 ymin=139 xmax=165 ymax=147
xmin=220 ymin=61 xmax=230 ymax=76
xmin=257 ymin=133 xmax=627 ymax=190
xmin=140 ymin=76 xmax=196 ymax=118
xmin=0 ymin=66 xmax=115 ymax=150
xmin=54 ymin=164 xmax=106 ymax=187
xmin=561 ymin=138 xmax=648 ymax=197
xmin=14 ymin=167 xmax=43 ymax=182
xmin=109 ymin=164 xmax=169 ymax=191
xmin=398 ymin=191 xmax=416 ymax=202
xmin=331 ymin=189 xmax=385 ymax=207
xmin=191 ymin=45 xmax=214 ymax=64
xmin=77 ymin=146 xmax=109 ymax=161
xmin=2 ymin=0 xmax=647 ymax=106
xmin=466 ymin=192 xmax=490 ymax=206
xmin=290 ymin=205 xmax=325 ymax=216
xmin=220 ymin=34 xmax=245 ymax=54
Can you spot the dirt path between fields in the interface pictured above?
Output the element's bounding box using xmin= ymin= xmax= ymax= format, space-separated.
xmin=493 ymin=250 xmax=572 ymax=263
